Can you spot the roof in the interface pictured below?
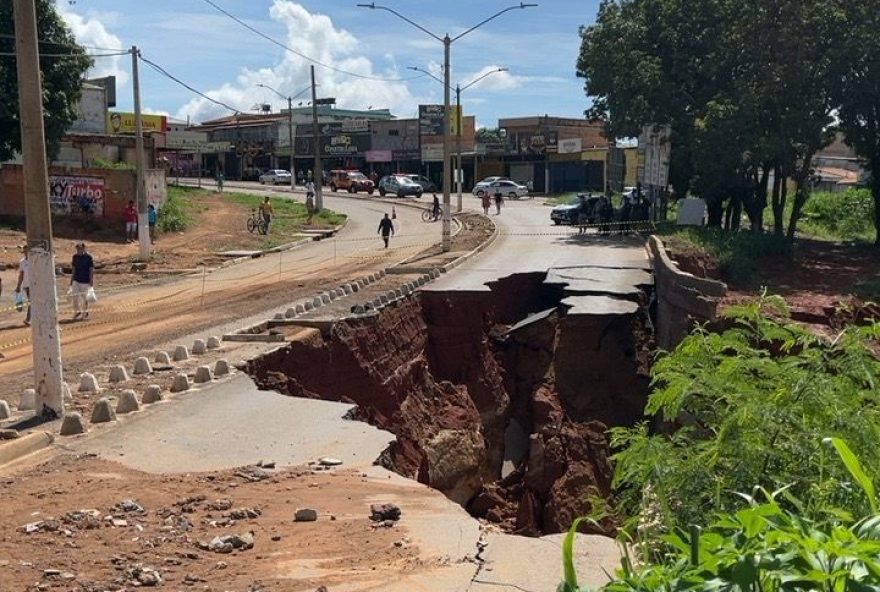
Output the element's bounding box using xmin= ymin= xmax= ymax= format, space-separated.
xmin=815 ymin=166 xmax=860 ymax=186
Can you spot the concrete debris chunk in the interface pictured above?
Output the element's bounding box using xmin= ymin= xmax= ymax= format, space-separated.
xmin=18 ymin=388 xmax=36 ymax=411
xmin=294 ymin=508 xmax=318 ymax=522
xmin=318 ymin=457 xmax=343 ymax=466
xmin=116 ymin=499 xmax=145 ymax=513
xmin=78 ymin=372 xmax=100 ymax=393
xmin=133 ymin=357 xmax=152 ymax=375
xmin=116 ymin=390 xmax=140 ymax=414
xmin=108 ymin=365 xmax=129 ymax=383
xmin=90 ymin=398 xmax=117 ymax=423
xmin=143 ymin=385 xmax=164 ymax=404
xmin=59 ymin=413 xmax=87 ymax=436
xmin=370 ymin=503 xmax=401 ymax=522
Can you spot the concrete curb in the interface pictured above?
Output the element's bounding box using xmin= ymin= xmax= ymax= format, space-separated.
xmin=215 ymin=218 xmax=350 ymax=270
xmin=0 ymin=431 xmax=54 ymax=467
xmin=441 ymin=213 xmax=500 ymax=272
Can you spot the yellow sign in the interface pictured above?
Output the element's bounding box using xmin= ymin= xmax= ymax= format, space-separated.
xmin=450 ymin=105 xmax=463 ymax=136
xmin=107 ymin=111 xmax=167 ymax=134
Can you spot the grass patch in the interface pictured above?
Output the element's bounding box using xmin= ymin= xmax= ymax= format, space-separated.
xmin=658 ymin=226 xmax=793 ymax=286
xmin=799 ymin=188 xmax=876 ymax=243
xmin=157 ymin=185 xmax=197 ymax=232
xmin=225 ymin=193 xmax=346 ymax=249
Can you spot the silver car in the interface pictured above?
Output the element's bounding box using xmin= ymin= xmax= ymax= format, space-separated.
xmin=474 ymin=179 xmax=528 ymax=199
xmin=259 ymin=169 xmax=292 ymax=185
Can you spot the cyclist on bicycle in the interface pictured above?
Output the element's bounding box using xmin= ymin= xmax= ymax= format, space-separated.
xmin=259 ymin=196 xmax=274 ymax=232
xmin=432 ymin=193 xmax=441 ymax=221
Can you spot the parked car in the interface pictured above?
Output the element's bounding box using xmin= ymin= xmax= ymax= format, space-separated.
xmin=473 ymin=179 xmax=528 ymax=199
xmin=259 ymin=169 xmax=292 ymax=185
xmin=472 ymin=176 xmax=510 ymax=195
xmin=378 ymin=175 xmax=424 ymax=198
xmin=406 ymin=174 xmax=438 ymax=192
xmin=550 ymin=194 xmax=601 ymax=225
xmin=329 ymin=169 xmax=375 ymax=194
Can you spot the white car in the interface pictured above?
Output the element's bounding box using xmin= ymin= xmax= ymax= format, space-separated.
xmin=472 ymin=176 xmax=509 ymax=195
xmin=473 ymin=179 xmax=528 ymax=199
xmin=259 ymin=169 xmax=292 ymax=185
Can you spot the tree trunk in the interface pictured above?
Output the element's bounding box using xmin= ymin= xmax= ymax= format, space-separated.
xmin=771 ymin=165 xmax=784 ymax=236
xmin=787 ymin=153 xmax=817 ymax=239
xmin=745 ymin=168 xmax=769 ymax=232
xmin=707 ymin=196 xmax=724 ymax=227
xmin=873 ymin=160 xmax=880 ymax=247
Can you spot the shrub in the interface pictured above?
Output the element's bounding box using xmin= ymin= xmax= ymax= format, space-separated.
xmin=156 ymin=187 xmax=193 ymax=232
xmin=802 ymin=188 xmax=876 ymax=242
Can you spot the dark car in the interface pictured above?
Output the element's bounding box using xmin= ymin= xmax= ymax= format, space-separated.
xmin=378 ymin=175 xmax=423 ymax=198
xmin=550 ymin=194 xmax=601 ymax=225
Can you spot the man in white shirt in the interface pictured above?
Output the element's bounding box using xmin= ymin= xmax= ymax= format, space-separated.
xmin=14 ymin=245 xmax=30 ymax=326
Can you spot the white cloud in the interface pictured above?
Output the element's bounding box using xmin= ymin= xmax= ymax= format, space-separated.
xmin=174 ymin=1 xmax=425 ymax=123
xmin=58 ymin=8 xmax=129 ymax=87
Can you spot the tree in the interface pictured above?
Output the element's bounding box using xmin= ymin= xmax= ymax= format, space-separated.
xmin=0 ymin=0 xmax=92 ymax=162
xmin=475 ymin=127 xmax=504 ymax=145
xmin=837 ymin=0 xmax=880 ymax=246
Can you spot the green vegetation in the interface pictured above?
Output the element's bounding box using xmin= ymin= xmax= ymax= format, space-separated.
xmin=157 ymin=186 xmax=197 ymax=232
xmin=800 ymin=189 xmax=877 ymax=243
xmin=225 ymin=192 xmax=346 ymax=248
xmin=89 ymin=157 xmax=136 ymax=171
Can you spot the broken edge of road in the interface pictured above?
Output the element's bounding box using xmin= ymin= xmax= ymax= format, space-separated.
xmin=0 ymin=431 xmax=55 ymax=470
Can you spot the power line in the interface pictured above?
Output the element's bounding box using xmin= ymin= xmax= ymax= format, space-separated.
xmin=0 ymin=33 xmax=127 ymax=52
xmin=0 ymin=50 xmax=129 ymax=58
xmin=198 ymin=0 xmax=424 ymax=83
xmin=138 ymin=52 xmax=243 ymax=114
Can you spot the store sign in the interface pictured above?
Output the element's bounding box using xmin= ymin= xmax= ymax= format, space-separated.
xmin=558 ymin=138 xmax=583 ymax=154
xmin=421 ymin=144 xmax=444 ymax=162
xmin=365 ymin=150 xmax=393 ymax=162
xmin=107 ymin=111 xmax=167 ymax=134
xmin=165 ymin=130 xmax=230 ymax=152
xmin=419 ymin=104 xmax=445 ymax=137
xmin=508 ymin=131 xmax=559 ymax=155
xmin=49 ymin=175 xmax=105 ymax=217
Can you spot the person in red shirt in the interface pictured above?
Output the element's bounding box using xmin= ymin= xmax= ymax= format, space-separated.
xmin=124 ymin=200 xmax=138 ymax=242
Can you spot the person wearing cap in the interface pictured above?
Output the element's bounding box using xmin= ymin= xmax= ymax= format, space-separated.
xmin=14 ymin=245 xmax=30 ymax=326
xmin=70 ymin=242 xmax=94 ymax=321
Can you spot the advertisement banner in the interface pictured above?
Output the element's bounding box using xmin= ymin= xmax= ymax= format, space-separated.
xmin=450 ymin=105 xmax=462 ymax=136
xmin=419 ymin=104 xmax=445 ymax=137
xmin=638 ymin=124 xmax=671 ymax=187
xmin=365 ymin=150 xmax=393 ymax=162
xmin=421 ymin=144 xmax=444 ymax=162
xmin=107 ymin=111 xmax=167 ymax=134
xmin=558 ymin=137 xmax=583 ymax=154
xmin=49 ymin=176 xmax=105 ymax=217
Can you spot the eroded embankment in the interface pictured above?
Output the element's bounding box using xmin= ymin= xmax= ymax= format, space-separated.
xmin=247 ymin=273 xmax=652 ymax=535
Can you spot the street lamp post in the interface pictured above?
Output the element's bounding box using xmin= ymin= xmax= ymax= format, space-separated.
xmin=257 ymin=83 xmax=312 ymax=190
xmin=409 ymin=66 xmax=508 ymax=212
xmin=358 ymin=2 xmax=536 ymax=252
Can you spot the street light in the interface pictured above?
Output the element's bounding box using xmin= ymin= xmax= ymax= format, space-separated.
xmin=358 ymin=2 xmax=537 ymax=252
xmin=256 ymin=83 xmax=312 ymax=190
xmin=409 ymin=66 xmax=508 ymax=211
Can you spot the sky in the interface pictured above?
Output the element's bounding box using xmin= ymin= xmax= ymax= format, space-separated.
xmin=56 ymin=0 xmax=600 ymax=128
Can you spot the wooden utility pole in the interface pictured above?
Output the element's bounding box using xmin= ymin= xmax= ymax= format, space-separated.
xmin=132 ymin=46 xmax=151 ymax=261
xmin=310 ymin=65 xmax=324 ymax=211
xmin=13 ymin=0 xmax=65 ymax=417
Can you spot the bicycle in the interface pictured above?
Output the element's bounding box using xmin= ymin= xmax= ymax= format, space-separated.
xmin=422 ymin=206 xmax=444 ymax=222
xmin=246 ymin=209 xmax=269 ymax=235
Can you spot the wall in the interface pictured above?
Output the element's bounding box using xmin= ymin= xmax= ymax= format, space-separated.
xmin=69 ymin=85 xmax=108 ymax=134
xmin=648 ymin=236 xmax=727 ymax=350
xmin=0 ymin=164 xmax=167 ymax=223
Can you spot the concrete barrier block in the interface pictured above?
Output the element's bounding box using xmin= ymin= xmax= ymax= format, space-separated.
xmin=207 ymin=336 xmax=222 ymax=350
xmin=133 ymin=357 xmax=152 ymax=375
xmin=18 ymin=389 xmax=36 ymax=411
xmin=327 ymin=291 xmax=337 ymax=301
xmin=401 ymin=285 xmax=411 ymax=296
xmin=108 ymin=365 xmax=129 ymax=384
xmin=155 ymin=351 xmax=172 ymax=365
xmin=194 ymin=366 xmax=213 ymax=384
xmin=304 ymin=301 xmax=314 ymax=312
xmin=143 ymin=385 xmax=164 ymax=404
xmin=352 ymin=305 xmax=366 ymax=315
xmin=285 ymin=307 xmax=296 ymax=319
xmin=62 ymin=382 xmax=72 ymax=402
xmin=417 ymin=276 xmax=426 ymax=286
xmin=60 ymin=413 xmax=87 ymax=436
xmin=379 ymin=294 xmax=389 ymax=305
xmin=321 ymin=293 xmax=331 ymax=304
xmin=90 ymin=398 xmax=117 ymax=424
xmin=173 ymin=345 xmax=190 ymax=362
xmin=79 ymin=372 xmax=100 ymax=393
xmin=351 ymin=283 xmax=359 ymax=293
xmin=116 ymin=390 xmax=140 ymax=414
xmin=170 ymin=373 xmax=190 ymax=393
xmin=192 ymin=339 xmax=207 ymax=355
xmin=214 ymin=359 xmax=231 ymax=377
xmin=394 ymin=289 xmax=403 ymax=299
xmin=0 ymin=400 xmax=10 ymax=420
xmin=295 ymin=304 xmax=305 ymax=314
xmin=379 ymin=269 xmax=386 ymax=278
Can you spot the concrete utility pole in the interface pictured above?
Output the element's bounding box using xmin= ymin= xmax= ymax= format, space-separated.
xmin=455 ymin=84 xmax=462 ymax=212
xmin=442 ymin=36 xmax=452 ymax=252
xmin=287 ymin=95 xmax=295 ymax=190
xmin=131 ymin=46 xmax=151 ymax=261
xmin=310 ymin=65 xmax=324 ymax=211
xmin=13 ymin=0 xmax=65 ymax=417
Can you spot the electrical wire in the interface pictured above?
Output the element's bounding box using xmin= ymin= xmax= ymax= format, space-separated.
xmin=0 ymin=51 xmax=129 ymax=58
xmin=0 ymin=33 xmax=127 ymax=52
xmin=138 ymin=53 xmax=243 ymax=114
xmin=198 ymin=0 xmax=425 ymax=83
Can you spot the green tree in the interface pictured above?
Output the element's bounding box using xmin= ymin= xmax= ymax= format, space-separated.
xmin=0 ymin=0 xmax=92 ymax=162
xmin=836 ymin=0 xmax=880 ymax=246
xmin=475 ymin=127 xmax=504 ymax=145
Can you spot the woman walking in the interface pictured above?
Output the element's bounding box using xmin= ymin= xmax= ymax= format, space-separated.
xmin=494 ymin=187 xmax=504 ymax=215
xmin=481 ymin=191 xmax=491 ymax=215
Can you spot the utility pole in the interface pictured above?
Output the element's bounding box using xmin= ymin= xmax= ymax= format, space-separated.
xmin=131 ymin=46 xmax=151 ymax=261
xmin=310 ymin=65 xmax=324 ymax=211
xmin=455 ymin=84 xmax=463 ymax=212
xmin=13 ymin=0 xmax=65 ymax=417
xmin=287 ymin=96 xmax=295 ymax=190
xmin=441 ymin=36 xmax=452 ymax=252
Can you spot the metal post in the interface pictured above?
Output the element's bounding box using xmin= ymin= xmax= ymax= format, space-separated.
xmin=13 ymin=0 xmax=64 ymax=417
xmin=441 ymin=36 xmax=452 ymax=252
xmin=456 ymin=84 xmax=463 ymax=212
xmin=287 ymin=96 xmax=295 ymax=190
xmin=132 ymin=46 xmax=151 ymax=261
xmin=310 ymin=65 xmax=324 ymax=211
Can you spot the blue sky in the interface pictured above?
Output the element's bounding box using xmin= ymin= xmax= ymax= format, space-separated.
xmin=58 ymin=0 xmax=600 ymax=127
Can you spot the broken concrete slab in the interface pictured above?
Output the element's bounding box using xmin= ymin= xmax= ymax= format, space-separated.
xmin=544 ymin=266 xmax=653 ymax=297
xmin=560 ymin=295 xmax=639 ymax=316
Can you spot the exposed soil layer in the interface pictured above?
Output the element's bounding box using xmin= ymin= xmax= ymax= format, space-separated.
xmin=248 ymin=273 xmax=652 ymax=535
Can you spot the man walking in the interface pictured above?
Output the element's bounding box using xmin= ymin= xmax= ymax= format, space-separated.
xmin=259 ymin=196 xmax=274 ymax=232
xmin=215 ymin=170 xmax=225 ymax=193
xmin=14 ymin=245 xmax=30 ymax=326
xmin=378 ymin=213 xmax=394 ymax=248
xmin=124 ymin=200 xmax=138 ymax=242
xmin=70 ymin=242 xmax=95 ymax=321
xmin=148 ymin=204 xmax=158 ymax=241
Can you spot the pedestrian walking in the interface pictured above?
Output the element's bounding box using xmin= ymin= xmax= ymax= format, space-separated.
xmin=378 ymin=213 xmax=394 ymax=248
xmin=70 ymin=241 xmax=95 ymax=321
xmin=147 ymin=204 xmax=158 ymax=241
xmin=259 ymin=196 xmax=274 ymax=232
xmin=215 ymin=170 xmax=225 ymax=193
xmin=14 ymin=245 xmax=30 ymax=326
xmin=481 ymin=191 xmax=491 ymax=215
xmin=305 ymin=181 xmax=316 ymax=225
xmin=124 ymin=200 xmax=138 ymax=242
xmin=432 ymin=193 xmax=441 ymax=221
xmin=494 ymin=186 xmax=504 ymax=215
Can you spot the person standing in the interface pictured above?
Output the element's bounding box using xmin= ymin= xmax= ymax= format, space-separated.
xmin=70 ymin=242 xmax=95 ymax=321
xmin=14 ymin=246 xmax=30 ymax=326
xmin=147 ymin=204 xmax=158 ymax=241
xmin=124 ymin=200 xmax=138 ymax=242
xmin=305 ymin=181 xmax=316 ymax=225
xmin=493 ymin=185 xmax=504 ymax=215
xmin=432 ymin=193 xmax=441 ymax=221
xmin=216 ymin=170 xmax=225 ymax=193
xmin=259 ymin=196 xmax=274 ymax=232
xmin=378 ymin=213 xmax=394 ymax=248
xmin=481 ymin=191 xmax=491 ymax=215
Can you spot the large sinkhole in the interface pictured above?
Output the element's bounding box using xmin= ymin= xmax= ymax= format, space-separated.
xmin=246 ymin=269 xmax=655 ymax=536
